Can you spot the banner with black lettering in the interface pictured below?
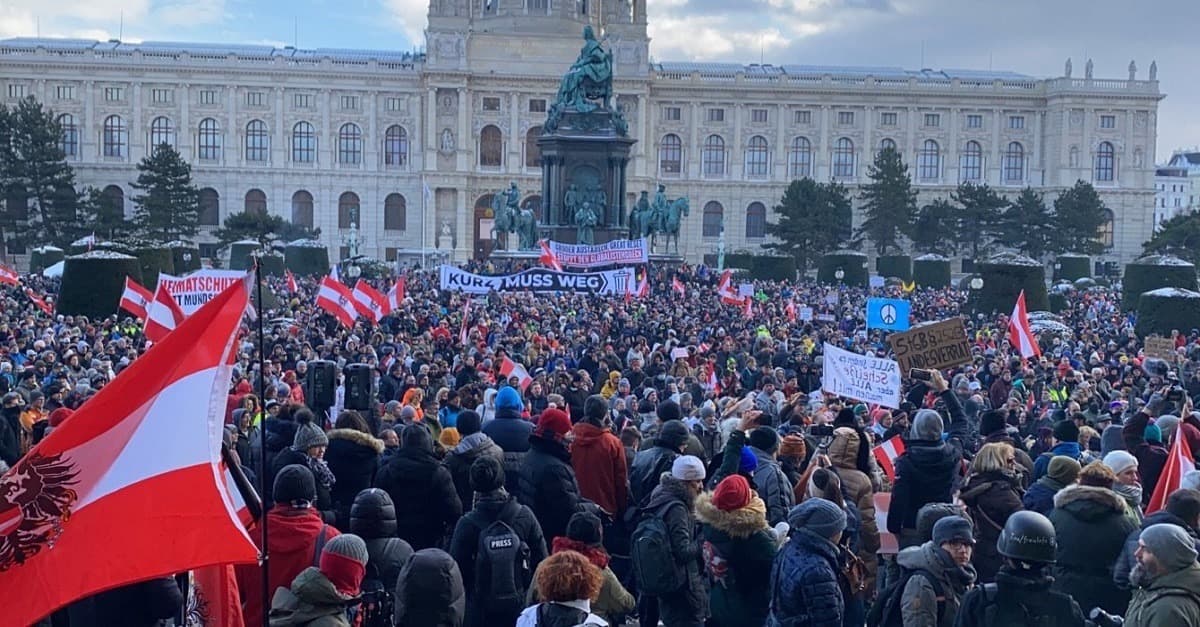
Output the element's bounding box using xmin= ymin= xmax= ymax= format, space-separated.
xmin=159 ymin=269 xmax=248 ymax=315
xmin=543 ymin=239 xmax=649 ymax=268
xmin=439 ymin=265 xmax=636 ymax=295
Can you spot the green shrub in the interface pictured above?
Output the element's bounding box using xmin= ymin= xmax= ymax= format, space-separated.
xmin=229 ymin=241 xmax=262 ymax=272
xmin=970 ymin=252 xmax=1049 ymax=314
xmin=875 ymin=254 xmax=912 ymax=281
xmin=1122 ymin=254 xmax=1198 ymax=310
xmin=256 ymin=251 xmax=286 ymax=277
xmin=57 ymin=251 xmax=143 ymax=318
xmin=1054 ymin=254 xmax=1091 ymax=281
xmin=817 ymin=251 xmax=869 ymax=287
xmin=135 ymin=246 xmax=174 ymax=289
xmin=29 ymin=246 xmax=64 ymax=274
xmin=725 ymin=253 xmax=798 ymax=281
xmin=166 ymin=241 xmax=202 ymax=274
xmin=285 ymin=240 xmax=331 ymax=276
xmin=913 ymin=254 xmax=951 ymax=288
xmin=1135 ymin=288 xmax=1200 ymax=338
xmin=1048 ymin=291 xmax=1068 ymax=313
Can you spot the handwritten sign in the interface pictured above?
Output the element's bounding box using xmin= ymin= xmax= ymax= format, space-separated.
xmin=821 ymin=343 xmax=902 ymax=408
xmin=886 ymin=317 xmax=972 ymax=373
xmin=798 ymin=306 xmax=814 ymax=322
xmin=1144 ymin=335 xmax=1178 ymax=362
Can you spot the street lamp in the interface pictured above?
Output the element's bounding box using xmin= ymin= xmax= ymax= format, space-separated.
xmin=969 ymin=277 xmax=984 ymax=290
xmin=834 ymin=269 xmax=845 ymax=281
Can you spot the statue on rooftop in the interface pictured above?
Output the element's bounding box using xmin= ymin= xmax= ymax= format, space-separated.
xmin=1064 ymin=58 xmax=1072 ymax=78
xmin=1085 ymin=58 xmax=1094 ymax=79
xmin=1128 ymin=60 xmax=1137 ymax=81
xmin=1150 ymin=61 xmax=1158 ymax=81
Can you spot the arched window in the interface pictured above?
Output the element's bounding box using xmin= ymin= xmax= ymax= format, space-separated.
xmin=338 ymin=123 xmax=362 ymax=165
xmin=245 ymin=120 xmax=269 ymax=162
xmin=1069 ymin=145 xmax=1080 ymax=168
xmin=745 ymin=202 xmax=767 ymax=239
xmin=101 ymin=185 xmax=124 ymax=219
xmin=878 ymin=138 xmax=896 ymax=155
xmin=291 ymin=191 xmax=314 ymax=227
xmin=1003 ymin=142 xmax=1025 ymax=183
xmin=788 ymin=137 xmax=812 ymax=178
xmin=198 ymin=188 xmax=220 ymax=225
xmin=702 ymin=134 xmax=726 ymax=178
xmin=102 ymin=115 xmax=126 ymax=158
xmin=1095 ymin=141 xmax=1115 ymax=182
xmin=479 ymin=125 xmax=503 ymax=167
xmin=524 ymin=126 xmax=542 ymax=168
xmin=745 ymin=136 xmax=769 ymax=178
xmin=702 ymin=201 xmax=724 ymax=237
xmin=384 ymin=125 xmax=408 ymax=167
xmin=832 ymin=137 xmax=855 ymax=178
xmin=659 ymin=134 xmax=682 ymax=175
xmin=292 ymin=122 xmax=316 ymax=163
xmin=198 ymin=118 xmax=221 ymax=160
xmin=150 ymin=116 xmax=174 ymax=149
xmin=384 ymin=193 xmax=407 ymax=231
xmin=1098 ymin=208 xmax=1115 ymax=248
xmin=57 ymin=114 xmax=78 ymax=156
xmin=244 ymin=189 xmax=267 ymax=215
xmin=338 ymin=191 xmax=360 ymax=228
xmin=918 ymin=139 xmax=940 ymax=181
xmin=960 ymin=140 xmax=982 ymax=182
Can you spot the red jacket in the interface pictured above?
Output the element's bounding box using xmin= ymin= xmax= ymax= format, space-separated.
xmin=235 ymin=506 xmax=339 ymax=627
xmin=570 ymin=421 xmax=628 ymax=516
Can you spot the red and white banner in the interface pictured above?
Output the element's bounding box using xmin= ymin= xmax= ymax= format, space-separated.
xmin=500 ymin=357 xmax=533 ymax=392
xmin=0 ymin=281 xmax=258 ymax=626
xmin=1008 ymin=290 xmax=1041 ymax=359
xmin=538 ymin=240 xmax=564 ymax=272
xmin=25 ymin=289 xmax=53 ymax=316
xmin=0 ymin=264 xmax=19 ymax=286
xmin=672 ymin=276 xmax=686 ymax=297
xmin=316 ymin=275 xmax=358 ymax=328
xmin=1146 ymin=423 xmax=1195 ymax=515
xmin=539 ymin=238 xmax=648 ymax=269
xmin=459 ymin=297 xmax=472 ymax=346
xmin=873 ymin=435 xmax=906 ymax=481
xmin=157 ymin=269 xmax=248 ymax=315
xmin=144 ymin=283 xmax=186 ymax=343
xmin=285 ymin=269 xmax=298 ymax=293
xmin=716 ymin=270 xmax=745 ymax=306
xmin=352 ymin=280 xmax=389 ymax=324
xmin=786 ymin=299 xmax=797 ymax=323
xmin=387 ymin=276 xmax=406 ymax=311
xmin=120 ymin=277 xmax=153 ymax=320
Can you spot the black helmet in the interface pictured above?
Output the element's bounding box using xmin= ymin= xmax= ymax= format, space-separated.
xmin=997 ymin=511 xmax=1057 ymax=564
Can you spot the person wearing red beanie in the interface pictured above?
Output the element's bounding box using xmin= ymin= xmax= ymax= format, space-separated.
xmin=695 ymin=474 xmax=778 ymax=626
xmin=534 ymin=407 xmax=572 ymax=443
xmin=712 ymin=474 xmax=752 ymax=512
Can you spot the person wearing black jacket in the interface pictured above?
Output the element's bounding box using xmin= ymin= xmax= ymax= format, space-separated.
xmin=517 ymin=408 xmax=582 ymax=543
xmin=379 ymin=362 xmax=405 ymax=404
xmin=325 ymin=411 xmax=385 ymax=530
xmin=374 ymin=424 xmax=463 ymax=550
xmin=482 ymin=386 xmax=533 ymax=495
xmin=67 ymin=577 xmax=183 ymax=627
xmin=1 ymin=392 xmax=22 ymax=465
xmin=628 ymin=419 xmax=691 ymax=507
xmin=350 ymin=488 xmax=414 ymax=593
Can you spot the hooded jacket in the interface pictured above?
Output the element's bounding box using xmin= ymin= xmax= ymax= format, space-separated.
xmin=898 ymin=541 xmax=977 ymax=627
xmin=237 ymin=507 xmax=340 ymax=627
xmin=394 ymin=548 xmax=467 ymax=627
xmin=517 ymin=433 xmax=582 ymax=543
xmin=643 ymin=474 xmax=708 ymax=625
xmin=1048 ymin=484 xmax=1139 ymax=616
xmin=827 ymin=428 xmax=882 ymax=561
xmin=767 ymin=529 xmax=843 ymax=627
xmin=629 ymin=423 xmax=689 ymax=506
xmin=1113 ymin=509 xmax=1200 ymax=590
xmin=695 ymin=491 xmax=777 ymax=627
xmin=959 ymin=469 xmax=1023 ymax=584
xmin=444 ymin=432 xmax=505 ymax=511
xmin=374 ymin=426 xmax=463 ymax=550
xmin=268 ymin=567 xmax=354 ymax=627
xmin=481 ymin=403 xmax=533 ymax=495
xmin=324 ymin=428 xmax=384 ymax=529
xmin=887 ymin=391 xmax=968 ymax=536
xmin=750 ymin=445 xmax=795 ymax=527
xmin=1022 ymin=474 xmax=1069 ymax=516
xmin=349 ymin=488 xmax=414 ymax=593
xmin=1124 ymin=562 xmax=1200 ymax=627
xmin=570 ymin=421 xmax=629 ymax=516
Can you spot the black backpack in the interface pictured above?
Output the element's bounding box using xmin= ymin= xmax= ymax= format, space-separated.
xmin=865 ymin=568 xmax=944 ymax=627
xmin=468 ymin=499 xmax=531 ymax=615
xmin=631 ymin=500 xmax=687 ymax=596
xmin=357 ymin=539 xmax=403 ymax=627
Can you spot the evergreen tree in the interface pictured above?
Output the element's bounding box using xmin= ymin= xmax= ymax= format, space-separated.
xmin=79 ymin=186 xmax=133 ymax=241
xmin=131 ymin=144 xmax=200 ymax=242
xmin=214 ymin=211 xmax=321 ymax=249
xmin=951 ymin=182 xmax=1007 ymax=259
xmin=765 ymin=178 xmax=853 ymax=272
xmin=998 ymin=187 xmax=1055 ymax=260
xmin=0 ymin=98 xmax=87 ymax=248
xmin=1051 ymin=179 xmax=1110 ymax=255
xmin=910 ymin=198 xmax=957 ymax=256
xmin=1143 ymin=211 xmax=1200 ymax=266
xmin=0 ymin=104 xmax=19 ymax=252
xmin=854 ymin=146 xmax=917 ymax=254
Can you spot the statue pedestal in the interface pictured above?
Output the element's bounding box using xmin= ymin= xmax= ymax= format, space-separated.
xmin=538 ymin=108 xmax=635 ymax=231
xmin=437 ymin=235 xmax=454 ymax=251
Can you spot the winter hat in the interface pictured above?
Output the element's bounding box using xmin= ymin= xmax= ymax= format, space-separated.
xmin=657 ymin=400 xmax=683 ymax=422
xmin=47 ymin=407 xmax=73 ymax=428
xmin=916 ymin=503 xmax=963 ymax=543
xmin=1052 ymin=420 xmax=1079 ymax=443
xmin=1101 ymin=424 xmax=1127 ymax=457
xmin=1047 ymin=456 xmax=1082 ymax=485
xmin=470 ymin=455 xmax=505 ymax=493
xmin=933 ymin=515 xmax=975 ymax=546
xmin=911 ymin=409 xmax=944 ymax=441
xmin=536 ymin=408 xmax=572 ymax=442
xmin=1140 ymin=524 xmax=1199 ymax=572
xmin=738 ymin=446 xmax=759 ymax=473
xmin=713 ymin=475 xmax=753 ymax=512
xmin=749 ymin=426 xmax=780 ymax=454
xmin=833 ymin=408 xmax=859 ymax=429
xmin=1155 ymin=415 xmax=1182 ymax=441
xmin=439 ymin=427 xmax=461 ymax=448
xmin=398 ymin=405 xmax=418 ymax=422
xmin=659 ymin=420 xmax=691 ymax=449
xmin=401 ymin=423 xmax=433 ymax=452
xmin=1144 ymin=423 xmax=1163 ymax=445
xmin=293 ymin=421 xmax=329 ymax=451
xmin=566 ymin=511 xmax=603 ymax=547
xmin=979 ymin=410 xmax=1007 ymax=437
xmin=584 ymin=394 xmax=609 ymax=423
xmin=786 ymin=498 xmax=846 ymax=541
xmin=495 ymin=386 xmax=524 ymax=411
xmin=779 ymin=434 xmax=807 ymax=460
xmin=273 ymin=464 xmax=317 ymax=506
xmin=456 ymin=410 xmax=482 ymax=436
xmin=1182 ymin=470 xmax=1200 ymax=492
xmin=1102 ymin=450 xmax=1139 ymax=477
xmin=320 ymin=533 xmax=369 ymax=596
xmin=671 ymin=455 xmax=706 ymax=481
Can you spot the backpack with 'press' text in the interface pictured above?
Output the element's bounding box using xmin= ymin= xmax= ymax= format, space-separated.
xmin=469 ymin=499 xmax=531 ymax=616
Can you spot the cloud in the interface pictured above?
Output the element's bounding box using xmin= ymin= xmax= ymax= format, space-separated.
xmin=382 ymin=0 xmax=426 ymax=45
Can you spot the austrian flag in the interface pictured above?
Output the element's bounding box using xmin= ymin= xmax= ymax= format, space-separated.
xmin=873 ymin=435 xmax=906 ymax=481
xmin=143 ymin=284 xmax=186 ymax=343
xmin=120 ymin=277 xmax=153 ymax=320
xmin=1008 ymin=290 xmax=1042 ymax=359
xmin=316 ymin=274 xmax=358 ymax=328
xmin=352 ymin=280 xmax=389 ymax=323
xmin=0 ymin=264 xmax=18 ymax=286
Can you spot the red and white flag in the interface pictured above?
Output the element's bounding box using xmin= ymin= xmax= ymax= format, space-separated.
xmin=500 ymin=356 xmax=533 ymax=392
xmin=538 ymin=240 xmax=563 ymax=272
xmin=352 ymin=280 xmax=389 ymax=323
xmin=716 ymin=269 xmax=744 ymax=306
xmin=120 ymin=277 xmax=153 ymax=320
xmin=144 ymin=283 xmax=186 ymax=343
xmin=672 ymin=276 xmax=686 ymax=297
xmin=25 ymin=289 xmax=53 ymax=316
xmin=743 ymin=296 xmax=754 ymax=319
xmin=459 ymin=297 xmax=473 ymax=346
xmin=387 ymin=276 xmax=406 ymax=311
xmin=316 ymin=274 xmax=358 ymax=328
xmin=1146 ymin=424 xmax=1195 ymax=515
xmin=285 ymin=269 xmax=298 ymax=293
xmin=0 ymin=281 xmax=258 ymax=627
xmin=873 ymin=435 xmax=907 ymax=481
xmin=1008 ymin=290 xmax=1041 ymax=359
xmin=0 ymin=263 xmax=19 ymax=286
xmin=786 ymin=299 xmax=797 ymax=323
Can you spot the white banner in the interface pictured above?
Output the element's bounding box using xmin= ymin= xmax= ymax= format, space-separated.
xmin=798 ymin=306 xmax=814 ymax=322
xmin=544 ymin=238 xmax=648 ymax=268
xmin=439 ymin=265 xmax=635 ymax=295
xmin=821 ymin=343 xmax=902 ymax=409
xmin=159 ymin=269 xmax=247 ymax=315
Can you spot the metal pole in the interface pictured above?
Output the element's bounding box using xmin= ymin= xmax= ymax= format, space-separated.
xmin=254 ymin=244 xmax=271 ymax=627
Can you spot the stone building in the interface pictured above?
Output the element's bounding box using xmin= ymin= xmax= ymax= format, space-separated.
xmin=0 ymin=0 xmax=1164 ymax=265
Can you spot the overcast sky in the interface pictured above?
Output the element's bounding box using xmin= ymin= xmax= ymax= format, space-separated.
xmin=2 ymin=0 xmax=1195 ymax=162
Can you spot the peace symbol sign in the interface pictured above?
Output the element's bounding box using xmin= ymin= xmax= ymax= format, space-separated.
xmin=880 ymin=304 xmax=898 ymax=325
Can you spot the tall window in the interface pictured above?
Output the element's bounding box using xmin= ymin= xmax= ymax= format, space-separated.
xmin=788 ymin=137 xmax=812 ymax=178
xmin=1097 ymin=209 xmax=1115 ymax=248
xmin=1003 ymin=142 xmax=1025 ymax=183
xmin=292 ymin=122 xmax=315 ymax=163
xmin=659 ymin=134 xmax=682 ymax=175
xmin=150 ymin=116 xmax=174 ymax=148
xmin=960 ymin=141 xmax=983 ymax=182
xmin=338 ymin=192 xmax=360 ymax=228
xmin=245 ymin=120 xmax=269 ymax=162
xmin=1095 ymin=141 xmax=1115 ymax=182
xmin=832 ymin=137 xmax=855 ymax=178
xmin=198 ymin=188 xmax=220 ymax=225
xmin=198 ymin=118 xmax=221 ymax=161
xmin=702 ymin=134 xmax=726 ymax=178
xmin=102 ymin=115 xmax=126 ymax=158
xmin=244 ymin=189 xmax=267 ymax=215
xmin=101 ymin=185 xmax=124 ymax=219
xmin=338 ymin=123 xmax=362 ymax=165
xmin=384 ymin=193 xmax=406 ymax=231
xmin=917 ymin=140 xmax=940 ymax=181
xmin=292 ymin=191 xmax=314 ymax=227
xmin=744 ymin=136 xmax=769 ymax=178
xmin=479 ymin=125 xmax=502 ymax=167
xmin=57 ymin=114 xmax=78 ymax=156
xmin=878 ymin=138 xmax=896 ymax=155
xmin=745 ymin=202 xmax=766 ymax=239
xmin=525 ymin=126 xmax=542 ymax=168
xmin=384 ymin=125 xmax=408 ymax=166
xmin=702 ymin=201 xmax=724 ymax=238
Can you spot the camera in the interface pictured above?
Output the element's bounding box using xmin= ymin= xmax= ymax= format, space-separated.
xmin=1088 ymin=608 xmax=1123 ymax=627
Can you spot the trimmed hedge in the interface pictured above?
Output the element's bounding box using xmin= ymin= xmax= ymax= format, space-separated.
xmin=229 ymin=241 xmax=262 ymax=271
xmin=913 ymin=255 xmax=951 ymax=288
xmin=1135 ymin=288 xmax=1200 ymax=338
xmin=1122 ymin=255 xmax=1198 ymax=310
xmin=285 ymin=241 xmax=331 ymax=276
xmin=57 ymin=252 xmax=143 ymax=318
xmin=135 ymin=246 xmax=174 ymax=289
xmin=725 ymin=253 xmax=798 ymax=282
xmin=1054 ymin=255 xmax=1091 ymax=281
xmin=257 ymin=252 xmax=286 ymax=277
xmin=169 ymin=244 xmax=202 ymax=274
xmin=971 ymin=252 xmax=1049 ymax=314
xmin=818 ymin=251 xmax=869 ymax=287
xmin=875 ymin=255 xmax=912 ymax=281
xmin=29 ymin=247 xmax=64 ymax=274
xmin=1048 ymin=291 xmax=1068 ymax=313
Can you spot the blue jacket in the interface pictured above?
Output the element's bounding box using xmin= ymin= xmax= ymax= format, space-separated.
xmin=1021 ymin=476 xmax=1067 ymax=516
xmin=767 ymin=529 xmax=844 ymax=627
xmin=1032 ymin=442 xmax=1082 ymax=481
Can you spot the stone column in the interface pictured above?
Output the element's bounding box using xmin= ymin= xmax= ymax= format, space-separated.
xmin=688 ymin=102 xmax=700 ymax=178
xmin=274 ymin=87 xmax=285 ymax=165
xmin=817 ymin=105 xmax=830 ymax=180
xmin=731 ymin=104 xmax=742 ymax=180
xmin=457 ymin=88 xmax=469 ymax=171
xmin=84 ymin=81 xmax=96 ymax=161
xmin=990 ymin=107 xmax=1002 ymax=184
xmin=774 ymin=103 xmax=787 ymax=180
xmin=948 ymin=107 xmax=960 ymax=185
xmin=637 ymin=94 xmax=649 ymax=178
xmin=508 ymin=92 xmax=520 ymax=174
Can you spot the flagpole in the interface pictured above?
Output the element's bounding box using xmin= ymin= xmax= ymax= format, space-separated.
xmin=254 ymin=249 xmax=271 ymax=627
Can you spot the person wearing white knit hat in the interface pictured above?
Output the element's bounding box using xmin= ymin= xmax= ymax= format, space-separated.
xmin=1104 ymin=450 xmax=1144 ymax=522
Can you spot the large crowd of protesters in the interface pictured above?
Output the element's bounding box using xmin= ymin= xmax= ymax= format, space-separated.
xmin=7 ymin=260 xmax=1200 ymax=627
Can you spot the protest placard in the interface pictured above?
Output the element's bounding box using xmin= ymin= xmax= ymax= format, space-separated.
xmin=886 ymin=318 xmax=972 ymax=373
